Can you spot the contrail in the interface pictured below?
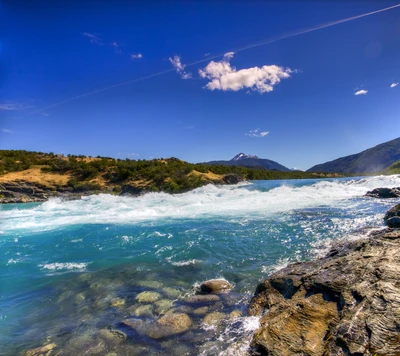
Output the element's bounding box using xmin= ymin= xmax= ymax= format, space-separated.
xmin=21 ymin=3 xmax=400 ymax=117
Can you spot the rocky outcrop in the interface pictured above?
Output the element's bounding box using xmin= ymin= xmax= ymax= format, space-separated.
xmin=249 ymin=227 xmax=400 ymax=356
xmin=0 ymin=180 xmax=59 ymax=203
xmin=222 ymin=173 xmax=243 ymax=185
xmin=365 ymin=187 xmax=400 ymax=198
xmin=385 ymin=204 xmax=400 ymax=228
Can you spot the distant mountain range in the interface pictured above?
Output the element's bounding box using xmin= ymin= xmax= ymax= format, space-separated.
xmin=307 ymin=137 xmax=400 ymax=173
xmin=206 ymin=152 xmax=291 ymax=172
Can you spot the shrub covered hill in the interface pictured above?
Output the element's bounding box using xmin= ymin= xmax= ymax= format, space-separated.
xmin=308 ymin=137 xmax=400 ymax=174
xmin=0 ymin=150 xmax=339 ymax=203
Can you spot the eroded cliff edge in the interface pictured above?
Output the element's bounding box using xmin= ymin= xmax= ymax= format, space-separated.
xmin=248 ymin=227 xmax=400 ymax=356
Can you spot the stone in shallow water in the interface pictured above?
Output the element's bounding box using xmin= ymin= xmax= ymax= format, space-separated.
xmin=199 ymin=279 xmax=233 ymax=294
xmin=135 ymin=291 xmax=161 ymax=303
xmin=133 ymin=304 xmax=154 ymax=317
xmin=136 ymin=280 xmax=163 ymax=288
xmin=25 ymin=343 xmax=57 ymax=356
xmin=110 ymin=298 xmax=125 ymax=308
xmin=193 ymin=306 xmax=209 ymax=315
xmin=229 ymin=309 xmax=243 ymax=319
xmin=154 ymin=299 xmax=174 ymax=315
xmin=147 ymin=312 xmax=193 ymax=339
xmin=162 ymin=287 xmax=182 ymax=299
xmin=203 ymin=311 xmax=226 ymax=326
xmin=98 ymin=328 xmax=127 ymax=343
xmin=185 ymin=294 xmax=220 ymax=304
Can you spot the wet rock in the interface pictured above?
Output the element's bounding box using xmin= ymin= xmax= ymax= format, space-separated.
xmin=203 ymin=311 xmax=226 ymax=326
xmin=25 ymin=343 xmax=57 ymax=356
xmin=147 ymin=312 xmax=193 ymax=339
xmin=199 ymin=279 xmax=233 ymax=294
xmin=229 ymin=309 xmax=243 ymax=319
xmin=185 ymin=294 xmax=220 ymax=304
xmin=365 ymin=187 xmax=400 ymax=198
xmin=135 ymin=291 xmax=161 ymax=303
xmin=249 ymin=228 xmax=400 ymax=356
xmin=384 ymin=204 xmax=400 ymax=228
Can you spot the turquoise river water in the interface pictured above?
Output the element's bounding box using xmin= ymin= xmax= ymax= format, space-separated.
xmin=1 ymin=176 xmax=400 ymax=355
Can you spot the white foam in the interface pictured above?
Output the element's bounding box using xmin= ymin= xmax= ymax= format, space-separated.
xmin=1 ymin=175 xmax=399 ymax=232
xmin=39 ymin=262 xmax=88 ymax=271
xmin=169 ymin=259 xmax=199 ymax=266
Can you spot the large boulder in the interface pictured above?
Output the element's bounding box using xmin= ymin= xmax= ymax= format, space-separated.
xmin=146 ymin=312 xmax=193 ymax=339
xmin=365 ymin=187 xmax=400 ymax=198
xmin=384 ymin=204 xmax=400 ymax=228
xmin=222 ymin=174 xmax=243 ymax=185
xmin=249 ymin=228 xmax=400 ymax=356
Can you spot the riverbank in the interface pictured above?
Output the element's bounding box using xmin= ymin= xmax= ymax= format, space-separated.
xmin=249 ymin=223 xmax=400 ymax=355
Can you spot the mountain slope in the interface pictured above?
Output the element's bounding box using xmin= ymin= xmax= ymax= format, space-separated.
xmin=307 ymin=137 xmax=400 ymax=173
xmin=206 ymin=153 xmax=290 ymax=172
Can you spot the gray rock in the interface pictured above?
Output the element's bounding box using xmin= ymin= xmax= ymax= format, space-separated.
xmin=185 ymin=294 xmax=220 ymax=304
xmin=365 ymin=187 xmax=400 ymax=198
xmin=146 ymin=312 xmax=193 ymax=339
xmin=249 ymin=228 xmax=400 ymax=356
xmin=199 ymin=279 xmax=233 ymax=294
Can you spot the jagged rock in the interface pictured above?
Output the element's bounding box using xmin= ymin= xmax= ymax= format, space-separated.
xmin=222 ymin=173 xmax=243 ymax=185
xmin=199 ymin=279 xmax=233 ymax=294
xmin=365 ymin=187 xmax=400 ymax=198
xmin=249 ymin=228 xmax=400 ymax=356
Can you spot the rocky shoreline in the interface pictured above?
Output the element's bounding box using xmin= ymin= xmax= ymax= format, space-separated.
xmin=0 ymin=174 xmax=243 ymax=204
xmin=248 ymin=205 xmax=400 ymax=355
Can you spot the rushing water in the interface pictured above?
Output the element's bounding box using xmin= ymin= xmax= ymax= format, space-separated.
xmin=1 ymin=176 xmax=400 ymax=355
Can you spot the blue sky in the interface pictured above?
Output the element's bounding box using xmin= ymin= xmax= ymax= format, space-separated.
xmin=1 ymin=1 xmax=400 ymax=170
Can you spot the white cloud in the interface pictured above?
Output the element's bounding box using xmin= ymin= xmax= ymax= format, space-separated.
xmin=199 ymin=52 xmax=293 ymax=93
xmin=2 ymin=129 xmax=13 ymax=134
xmin=245 ymin=129 xmax=269 ymax=138
xmin=354 ymin=89 xmax=368 ymax=95
xmin=204 ymin=53 xmax=210 ymax=57
xmin=169 ymin=55 xmax=192 ymax=79
xmin=127 ymin=153 xmax=139 ymax=157
xmin=131 ymin=53 xmax=143 ymax=59
xmin=83 ymin=32 xmax=102 ymax=45
xmin=0 ymin=103 xmax=26 ymax=111
xmin=390 ymin=83 xmax=398 ymax=88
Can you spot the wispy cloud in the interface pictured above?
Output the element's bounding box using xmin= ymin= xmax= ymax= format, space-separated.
xmin=354 ymin=89 xmax=368 ymax=95
xmin=390 ymin=83 xmax=398 ymax=88
xmin=2 ymin=129 xmax=13 ymax=134
xmin=169 ymin=56 xmax=192 ymax=79
xmin=131 ymin=53 xmax=143 ymax=59
xmin=245 ymin=129 xmax=269 ymax=138
xmin=204 ymin=53 xmax=210 ymax=57
xmin=127 ymin=153 xmax=139 ymax=158
xmin=199 ymin=52 xmax=293 ymax=94
xmin=0 ymin=103 xmax=27 ymax=111
xmin=111 ymin=41 xmax=121 ymax=53
xmin=83 ymin=32 xmax=103 ymax=45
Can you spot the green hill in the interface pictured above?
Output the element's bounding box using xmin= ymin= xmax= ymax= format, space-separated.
xmin=307 ymin=137 xmax=400 ymax=174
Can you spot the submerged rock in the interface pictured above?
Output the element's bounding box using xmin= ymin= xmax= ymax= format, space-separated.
xmin=185 ymin=294 xmax=220 ymax=304
xmin=365 ymin=187 xmax=400 ymax=198
xmin=147 ymin=312 xmax=193 ymax=339
xmin=25 ymin=343 xmax=57 ymax=356
xmin=199 ymin=279 xmax=233 ymax=294
xmin=203 ymin=311 xmax=226 ymax=326
xmin=135 ymin=291 xmax=161 ymax=303
xmin=249 ymin=228 xmax=400 ymax=356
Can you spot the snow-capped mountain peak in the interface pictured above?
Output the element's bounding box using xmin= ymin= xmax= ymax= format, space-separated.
xmin=231 ymin=153 xmax=259 ymax=161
